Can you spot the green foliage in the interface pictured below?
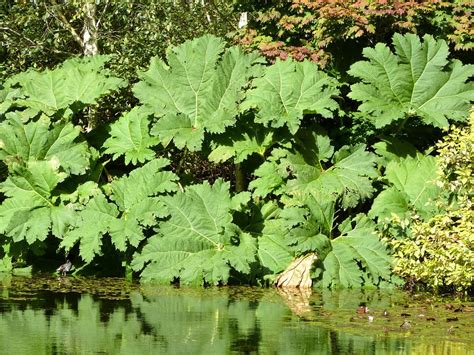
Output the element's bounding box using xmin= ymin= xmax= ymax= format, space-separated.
xmin=0 ymin=161 xmax=71 ymax=244
xmin=0 ymin=115 xmax=90 ymax=175
xmin=349 ymin=34 xmax=474 ymax=128
xmin=319 ymin=215 xmax=392 ymax=288
xmin=132 ymin=180 xmax=255 ymax=285
xmin=0 ymin=114 xmax=91 ymax=246
xmin=61 ymin=159 xmax=178 ymax=263
xmin=242 ymin=60 xmax=339 ymax=134
xmin=103 ymin=107 xmax=159 ymax=165
xmin=60 ymin=191 xmax=119 ymax=263
xmin=380 ymin=112 xmax=474 ymax=292
xmin=388 ymin=207 xmax=473 ymax=292
xmin=233 ymin=1 xmax=473 ymax=69
xmin=287 ymin=144 xmax=377 ymax=209
xmin=208 ymin=122 xmax=277 ymax=164
xmin=370 ymin=154 xmax=441 ymax=220
xmin=134 ymin=36 xmax=263 ymax=151
xmin=436 ymin=112 xmax=474 ymax=198
xmin=0 ymin=33 xmax=471 ymax=291
xmin=250 ymin=129 xmax=377 ymax=209
xmin=2 ymin=56 xmax=125 ymax=119
xmin=275 ymin=193 xmax=392 ymax=288
xmin=247 ymin=202 xmax=293 ymax=274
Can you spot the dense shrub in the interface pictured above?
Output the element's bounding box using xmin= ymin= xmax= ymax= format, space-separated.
xmin=384 ymin=112 xmax=474 ymax=292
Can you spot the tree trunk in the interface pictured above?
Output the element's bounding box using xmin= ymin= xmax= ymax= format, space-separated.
xmin=238 ymin=12 xmax=248 ymax=28
xmin=82 ymin=1 xmax=98 ymax=56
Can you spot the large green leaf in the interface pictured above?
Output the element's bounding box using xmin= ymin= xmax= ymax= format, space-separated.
xmin=132 ymin=180 xmax=255 ymax=285
xmin=373 ymin=137 xmax=418 ymax=166
xmin=248 ymin=202 xmax=293 ymax=274
xmin=107 ymin=159 xmax=178 ymax=250
xmin=370 ymin=154 xmax=440 ymax=220
xmin=0 ymin=114 xmax=90 ymax=245
xmin=103 ymin=108 xmax=159 ymax=165
xmin=61 ymin=159 xmax=178 ymax=261
xmin=7 ymin=56 xmax=125 ymax=117
xmin=249 ymin=132 xmax=376 ymax=208
xmin=285 ymin=144 xmax=377 ymax=208
xmin=257 ymin=232 xmax=292 ymax=274
xmin=60 ymin=192 xmax=119 ymax=263
xmin=349 ymin=33 xmax=474 ymax=128
xmin=0 ymin=115 xmax=90 ymax=174
xmin=209 ymin=123 xmax=276 ymax=164
xmin=319 ymin=215 xmax=392 ymax=288
xmin=134 ymin=36 xmax=263 ymax=151
xmin=0 ymin=161 xmax=73 ymax=244
xmin=242 ymin=60 xmax=339 ymax=134
xmin=281 ymin=193 xmax=333 ymax=256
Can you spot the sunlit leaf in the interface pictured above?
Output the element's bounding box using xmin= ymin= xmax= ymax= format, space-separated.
xmin=349 ymin=34 xmax=474 ymax=128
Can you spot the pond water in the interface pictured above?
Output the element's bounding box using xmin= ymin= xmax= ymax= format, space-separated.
xmin=0 ymin=275 xmax=472 ymax=354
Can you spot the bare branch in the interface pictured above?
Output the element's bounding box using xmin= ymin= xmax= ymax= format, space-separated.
xmin=0 ymin=27 xmax=37 ymax=45
xmin=49 ymin=0 xmax=83 ymax=48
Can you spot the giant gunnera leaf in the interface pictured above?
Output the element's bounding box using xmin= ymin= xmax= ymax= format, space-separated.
xmin=61 ymin=159 xmax=178 ymax=263
xmin=0 ymin=115 xmax=90 ymax=175
xmin=5 ymin=56 xmax=125 ymax=118
xmin=0 ymin=115 xmax=90 ymax=244
xmin=0 ymin=161 xmax=74 ymax=244
xmin=317 ymin=215 xmax=392 ymax=288
xmin=244 ymin=202 xmax=293 ymax=275
xmin=349 ymin=33 xmax=474 ymax=128
xmin=242 ymin=59 xmax=340 ymax=134
xmin=249 ymin=128 xmax=377 ymax=208
xmin=369 ymin=154 xmax=441 ymax=220
xmin=132 ymin=179 xmax=256 ymax=286
xmin=133 ymin=35 xmax=263 ymax=151
xmin=107 ymin=158 xmax=178 ymax=251
xmin=280 ymin=192 xmax=334 ymax=257
xmin=103 ymin=107 xmax=159 ymax=165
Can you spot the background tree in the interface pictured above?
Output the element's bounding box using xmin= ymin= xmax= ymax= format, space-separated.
xmin=232 ymin=0 xmax=473 ymax=75
xmin=1 ymin=0 xmax=239 ymax=184
xmin=1 ymin=0 xmax=237 ymax=79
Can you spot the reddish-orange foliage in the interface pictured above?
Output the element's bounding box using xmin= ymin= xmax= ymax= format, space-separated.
xmin=233 ymin=0 xmax=473 ymax=66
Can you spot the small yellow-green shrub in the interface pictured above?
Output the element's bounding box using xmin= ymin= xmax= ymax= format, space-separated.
xmin=384 ymin=111 xmax=474 ymax=292
xmin=390 ymin=207 xmax=473 ymax=291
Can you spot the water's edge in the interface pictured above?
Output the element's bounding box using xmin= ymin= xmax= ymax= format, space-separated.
xmin=1 ymin=275 xmax=473 ymax=354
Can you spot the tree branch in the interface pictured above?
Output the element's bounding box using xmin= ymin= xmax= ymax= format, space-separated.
xmin=49 ymin=0 xmax=83 ymax=48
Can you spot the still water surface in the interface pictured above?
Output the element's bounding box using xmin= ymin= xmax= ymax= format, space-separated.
xmin=0 ymin=275 xmax=472 ymax=354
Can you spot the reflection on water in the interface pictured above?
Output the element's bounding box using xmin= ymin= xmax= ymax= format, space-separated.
xmin=0 ymin=275 xmax=472 ymax=354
